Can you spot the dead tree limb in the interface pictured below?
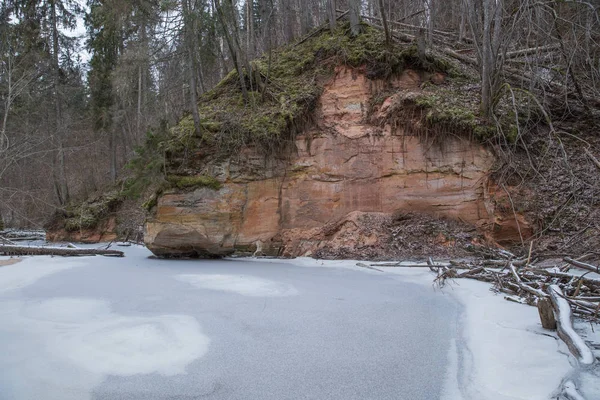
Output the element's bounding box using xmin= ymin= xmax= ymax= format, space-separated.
xmin=563 ymin=257 xmax=600 ymax=274
xmin=294 ymin=10 xmax=349 ymax=47
xmin=356 ymin=262 xmax=383 ymax=272
xmin=584 ymin=148 xmax=600 ymax=171
xmin=510 ymin=263 xmax=548 ymax=298
xmin=0 ymin=244 xmax=124 ymax=257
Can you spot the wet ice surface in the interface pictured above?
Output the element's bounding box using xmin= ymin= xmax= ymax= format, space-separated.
xmin=0 ymin=246 xmax=458 ymax=400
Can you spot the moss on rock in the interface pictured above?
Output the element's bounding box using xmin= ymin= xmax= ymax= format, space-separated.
xmin=166 ymin=175 xmax=222 ymax=191
xmin=63 ymin=191 xmax=123 ymax=232
xmin=164 ymin=22 xmax=456 ymax=163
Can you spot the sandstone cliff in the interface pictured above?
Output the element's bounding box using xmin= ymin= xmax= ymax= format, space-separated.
xmin=145 ymin=59 xmax=531 ymax=258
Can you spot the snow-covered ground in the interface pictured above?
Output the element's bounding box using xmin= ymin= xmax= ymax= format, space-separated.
xmin=0 ymin=246 xmax=597 ymax=399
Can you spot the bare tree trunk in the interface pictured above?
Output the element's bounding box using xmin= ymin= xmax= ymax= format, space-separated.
xmin=378 ymin=0 xmax=390 ymax=44
xmin=183 ymin=0 xmax=202 ymax=134
xmin=417 ymin=27 xmax=427 ymax=63
xmin=480 ymin=0 xmax=493 ymax=117
xmin=109 ymin=128 xmax=117 ymax=183
xmin=246 ymin=0 xmax=253 ymax=55
xmin=283 ymin=0 xmax=294 ymax=43
xmin=137 ymin=64 xmax=142 ymax=139
xmin=300 ymin=0 xmax=312 ymax=34
xmin=327 ymin=0 xmax=336 ymax=33
xmin=349 ymin=0 xmax=361 ymax=36
xmin=458 ymin=0 xmax=466 ymax=42
xmin=425 ymin=0 xmax=434 ymax=45
xmin=50 ymin=0 xmax=69 ymax=205
xmin=214 ymin=0 xmax=253 ymax=103
xmin=0 ymin=57 xmax=11 ymax=152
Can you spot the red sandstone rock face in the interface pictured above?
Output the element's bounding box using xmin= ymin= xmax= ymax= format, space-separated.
xmin=145 ymin=67 xmax=530 ymax=257
xmin=47 ymin=216 xmax=118 ymax=243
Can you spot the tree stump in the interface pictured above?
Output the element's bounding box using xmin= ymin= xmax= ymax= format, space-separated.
xmin=537 ymin=297 xmax=557 ymax=330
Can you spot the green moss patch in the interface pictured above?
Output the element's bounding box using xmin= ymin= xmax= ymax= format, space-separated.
xmin=166 ymin=175 xmax=222 ymax=190
xmin=384 ymin=87 xmax=499 ymax=142
xmin=63 ymin=191 xmax=122 ymax=232
xmin=165 ymin=22 xmax=456 ymax=164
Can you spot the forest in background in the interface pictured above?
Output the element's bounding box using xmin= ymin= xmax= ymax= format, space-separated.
xmin=1 ymin=0 xmax=599 ymax=229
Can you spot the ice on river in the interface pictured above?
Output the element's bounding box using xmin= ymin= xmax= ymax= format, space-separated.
xmin=0 ymin=246 xmax=593 ymax=400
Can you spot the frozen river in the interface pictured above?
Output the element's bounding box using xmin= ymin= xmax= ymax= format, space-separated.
xmin=0 ymin=245 xmax=588 ymax=399
xmin=0 ymin=245 xmax=458 ymax=400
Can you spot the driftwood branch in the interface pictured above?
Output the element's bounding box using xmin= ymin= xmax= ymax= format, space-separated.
xmin=356 ymin=262 xmax=383 ymax=272
xmin=0 ymin=244 xmax=124 ymax=257
xmin=548 ymin=285 xmax=595 ymax=366
xmin=563 ymin=257 xmax=600 ymax=274
xmin=510 ymin=263 xmax=548 ymax=298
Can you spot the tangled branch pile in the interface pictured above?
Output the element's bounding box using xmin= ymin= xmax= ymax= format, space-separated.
xmin=367 ymin=245 xmax=600 ymax=323
xmin=432 ymin=248 xmax=600 ymax=323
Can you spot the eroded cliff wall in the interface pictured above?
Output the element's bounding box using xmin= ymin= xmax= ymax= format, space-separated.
xmin=145 ymin=67 xmax=529 ymax=258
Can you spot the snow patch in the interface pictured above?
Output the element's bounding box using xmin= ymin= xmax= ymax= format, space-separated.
xmin=0 ymin=257 xmax=86 ymax=292
xmin=0 ymin=297 xmax=209 ymax=399
xmin=52 ymin=313 xmax=208 ymax=376
xmin=562 ymin=380 xmax=586 ymax=400
xmin=176 ymin=274 xmax=298 ymax=297
xmin=445 ymin=279 xmax=573 ymax=400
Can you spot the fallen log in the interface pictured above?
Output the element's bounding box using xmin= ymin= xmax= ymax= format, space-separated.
xmin=6 ymin=237 xmax=45 ymax=241
xmin=505 ymin=44 xmax=560 ymax=59
xmin=548 ymin=285 xmax=595 ymax=367
xmin=0 ymin=244 xmax=124 ymax=257
xmin=0 ymin=236 xmax=16 ymax=245
xmin=564 ymin=257 xmax=600 ymax=274
xmin=370 ymin=262 xmax=459 ymax=268
xmin=0 ymin=230 xmax=46 ymax=240
xmin=523 ymin=268 xmax=600 ymax=287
